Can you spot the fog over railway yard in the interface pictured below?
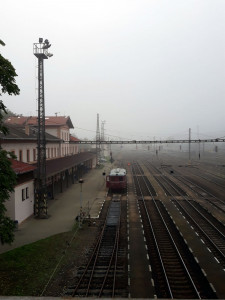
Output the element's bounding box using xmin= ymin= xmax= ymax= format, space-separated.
xmin=1 ymin=0 xmax=225 ymax=140
xmin=1 ymin=0 xmax=225 ymax=299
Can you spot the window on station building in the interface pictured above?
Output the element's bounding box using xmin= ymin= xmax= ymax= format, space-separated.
xmin=19 ymin=150 xmax=23 ymax=162
xmin=33 ymin=149 xmax=36 ymax=161
xmin=26 ymin=187 xmax=29 ymax=198
xmin=22 ymin=187 xmax=29 ymax=201
xmin=22 ymin=189 xmax=25 ymax=201
xmin=27 ymin=149 xmax=30 ymax=162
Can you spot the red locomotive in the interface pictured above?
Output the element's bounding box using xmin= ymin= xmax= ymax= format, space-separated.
xmin=106 ymin=168 xmax=127 ymax=192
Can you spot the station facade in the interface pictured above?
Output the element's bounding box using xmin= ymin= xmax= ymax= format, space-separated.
xmin=1 ymin=115 xmax=96 ymax=224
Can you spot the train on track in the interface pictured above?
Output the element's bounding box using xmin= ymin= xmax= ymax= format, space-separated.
xmin=106 ymin=168 xmax=127 ymax=192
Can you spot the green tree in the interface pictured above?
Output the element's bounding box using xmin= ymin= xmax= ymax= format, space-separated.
xmin=0 ymin=39 xmax=20 ymax=244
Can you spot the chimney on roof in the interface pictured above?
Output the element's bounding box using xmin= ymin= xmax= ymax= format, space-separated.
xmin=25 ymin=124 xmax=30 ymax=136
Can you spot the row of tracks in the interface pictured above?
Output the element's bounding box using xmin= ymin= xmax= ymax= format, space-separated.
xmin=65 ymin=194 xmax=128 ymax=297
xmin=148 ymin=161 xmax=225 ymax=213
xmin=145 ymin=161 xmax=225 ymax=269
xmin=131 ymin=161 xmax=217 ymax=299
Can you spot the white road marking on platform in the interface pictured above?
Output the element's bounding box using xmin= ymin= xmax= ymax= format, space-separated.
xmin=149 ymin=265 xmax=152 ymax=272
xmin=194 ymin=257 xmax=199 ymax=263
xmin=207 ymin=247 xmax=211 ymax=253
xmin=201 ymin=239 xmax=205 ymax=244
xmin=151 ymin=279 xmax=155 ymax=287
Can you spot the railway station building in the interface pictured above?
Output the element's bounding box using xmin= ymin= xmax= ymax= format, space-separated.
xmin=1 ymin=115 xmax=97 ymax=224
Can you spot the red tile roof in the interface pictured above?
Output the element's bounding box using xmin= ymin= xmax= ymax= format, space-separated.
xmin=5 ymin=116 xmax=74 ymax=128
xmin=10 ymin=159 xmax=36 ymax=174
xmin=70 ymin=135 xmax=80 ymax=142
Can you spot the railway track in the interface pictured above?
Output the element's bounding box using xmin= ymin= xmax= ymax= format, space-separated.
xmin=172 ymin=199 xmax=225 ymax=268
xmin=171 ymin=172 xmax=225 ymax=213
xmin=65 ymin=195 xmax=127 ymax=297
xmin=148 ymin=166 xmax=225 ymax=269
xmin=147 ymin=161 xmax=225 ymax=213
xmin=131 ymin=161 xmax=217 ymax=299
xmin=133 ymin=174 xmax=156 ymax=197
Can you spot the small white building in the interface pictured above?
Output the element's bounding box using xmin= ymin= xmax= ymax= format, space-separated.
xmin=4 ymin=160 xmax=36 ymax=224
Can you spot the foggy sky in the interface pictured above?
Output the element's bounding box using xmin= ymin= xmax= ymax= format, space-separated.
xmin=1 ymin=0 xmax=225 ymax=140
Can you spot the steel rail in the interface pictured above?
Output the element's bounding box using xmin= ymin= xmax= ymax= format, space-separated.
xmin=170 ymin=172 xmax=225 ymax=212
xmin=147 ymin=161 xmax=225 ymax=213
xmin=112 ymin=227 xmax=120 ymax=298
xmin=72 ymin=221 xmax=106 ymax=297
xmin=131 ymin=162 xmax=173 ymax=298
xmin=194 ymin=173 xmax=225 ymax=189
xmin=148 ymin=164 xmax=225 ymax=265
xmin=134 ymin=162 xmax=201 ymax=299
xmin=72 ymin=197 xmax=121 ymax=297
xmin=98 ymin=206 xmax=121 ymax=297
xmin=173 ymin=200 xmax=225 ymax=264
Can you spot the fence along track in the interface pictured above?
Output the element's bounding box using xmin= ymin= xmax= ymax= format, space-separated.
xmin=66 ymin=195 xmax=126 ymax=297
xmin=132 ymin=161 xmax=217 ymax=299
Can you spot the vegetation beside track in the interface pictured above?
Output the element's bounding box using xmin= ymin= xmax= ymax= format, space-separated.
xmin=0 ymin=222 xmax=89 ymax=296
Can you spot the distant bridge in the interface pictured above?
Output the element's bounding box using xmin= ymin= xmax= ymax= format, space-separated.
xmin=74 ymin=139 xmax=225 ymax=144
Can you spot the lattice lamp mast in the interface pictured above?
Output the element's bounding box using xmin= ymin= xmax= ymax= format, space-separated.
xmin=33 ymin=38 xmax=53 ymax=218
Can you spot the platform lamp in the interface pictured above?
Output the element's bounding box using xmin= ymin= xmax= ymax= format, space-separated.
xmin=33 ymin=38 xmax=53 ymax=218
xmin=79 ymin=178 xmax=84 ymax=228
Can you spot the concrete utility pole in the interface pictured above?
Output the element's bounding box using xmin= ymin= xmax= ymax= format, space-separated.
xmin=189 ymin=128 xmax=191 ymax=164
xmin=101 ymin=120 xmax=106 ymax=157
xmin=96 ymin=113 xmax=101 ymax=165
xmin=33 ymin=38 xmax=53 ymax=218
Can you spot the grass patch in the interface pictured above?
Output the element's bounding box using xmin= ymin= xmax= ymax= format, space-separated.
xmin=0 ymin=225 xmax=79 ymax=296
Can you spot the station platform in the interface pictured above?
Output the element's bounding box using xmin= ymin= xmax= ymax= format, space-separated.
xmin=0 ymin=164 xmax=110 ymax=254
